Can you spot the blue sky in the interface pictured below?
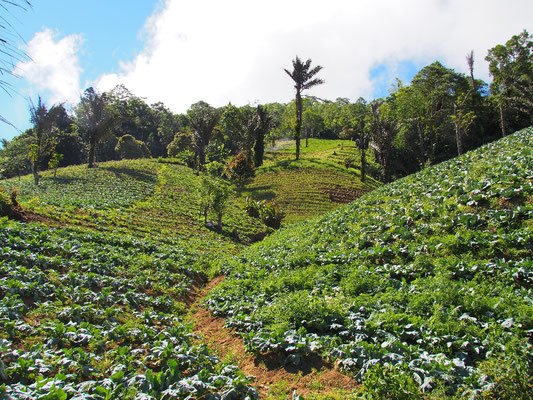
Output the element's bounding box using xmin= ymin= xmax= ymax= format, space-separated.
xmin=1 ymin=0 xmax=533 ymax=142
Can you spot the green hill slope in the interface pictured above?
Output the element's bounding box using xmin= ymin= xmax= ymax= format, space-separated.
xmin=0 ymin=159 xmax=268 ymax=399
xmin=208 ymin=128 xmax=533 ymax=397
xmin=244 ymin=139 xmax=380 ymax=223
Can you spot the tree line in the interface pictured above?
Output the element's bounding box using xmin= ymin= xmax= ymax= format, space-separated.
xmin=1 ymin=30 xmax=532 ymax=185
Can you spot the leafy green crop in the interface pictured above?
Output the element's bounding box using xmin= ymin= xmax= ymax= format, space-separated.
xmin=208 ymin=127 xmax=533 ymax=397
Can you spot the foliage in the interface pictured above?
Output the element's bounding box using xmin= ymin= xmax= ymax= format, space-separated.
xmin=245 ymin=197 xmax=286 ymax=229
xmin=167 ymin=132 xmax=193 ymax=157
xmin=76 ymin=87 xmax=117 ymax=168
xmin=187 ymin=101 xmax=221 ymax=169
xmin=208 ymin=127 xmax=533 ymax=395
xmin=115 ymin=134 xmax=151 ymax=160
xmin=226 ymin=152 xmax=255 ymax=188
xmin=486 ymin=30 xmax=533 ymax=136
xmin=360 ymin=364 xmax=423 ymax=400
xmin=0 ymin=187 xmax=17 ymax=218
xmin=284 ymin=56 xmax=324 ymax=160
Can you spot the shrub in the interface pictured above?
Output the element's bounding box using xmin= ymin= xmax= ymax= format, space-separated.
xmin=343 ymin=155 xmax=356 ymax=169
xmin=244 ymin=196 xmax=261 ymax=218
xmin=167 ymin=132 xmax=193 ymax=157
xmin=205 ymin=161 xmax=225 ymax=178
xmin=244 ymin=197 xmax=285 ymax=229
xmin=0 ymin=187 xmax=21 ymax=219
xmin=226 ymin=152 xmax=255 ymax=188
xmin=115 ymin=134 xmax=151 ymax=160
xmin=176 ymin=150 xmax=196 ymax=168
xmin=206 ymin=143 xmax=231 ymax=163
xmin=361 ymin=364 xmax=423 ymax=400
xmin=259 ymin=200 xmax=285 ymax=229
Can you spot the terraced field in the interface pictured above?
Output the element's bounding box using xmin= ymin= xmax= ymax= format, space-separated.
xmin=245 ymin=139 xmax=379 ymax=222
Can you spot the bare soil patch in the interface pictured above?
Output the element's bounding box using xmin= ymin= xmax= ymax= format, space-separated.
xmin=318 ymin=186 xmax=369 ymax=204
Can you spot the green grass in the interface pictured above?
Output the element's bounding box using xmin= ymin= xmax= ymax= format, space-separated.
xmin=244 ymin=139 xmax=380 ymax=223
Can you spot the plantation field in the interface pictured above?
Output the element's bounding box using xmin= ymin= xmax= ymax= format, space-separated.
xmin=245 ymin=139 xmax=380 ymax=223
xmin=1 ymin=160 xmax=268 ymax=252
xmin=208 ymin=128 xmax=533 ymax=398
xmin=0 ymin=159 xmax=269 ymax=398
xmin=0 ymin=220 xmax=258 ymax=399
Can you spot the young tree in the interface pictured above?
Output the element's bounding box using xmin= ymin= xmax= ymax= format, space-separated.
xmin=284 ymin=56 xmax=324 ymax=160
xmin=28 ymin=97 xmax=63 ymax=185
xmin=187 ymin=101 xmax=221 ymax=170
xmin=76 ymin=87 xmax=116 ymax=168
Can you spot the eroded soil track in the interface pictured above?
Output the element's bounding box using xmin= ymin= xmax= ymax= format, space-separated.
xmin=189 ymin=277 xmax=359 ymax=399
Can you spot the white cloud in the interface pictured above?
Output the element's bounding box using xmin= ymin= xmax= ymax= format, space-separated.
xmin=96 ymin=0 xmax=533 ymax=113
xmin=16 ymin=28 xmax=84 ymax=104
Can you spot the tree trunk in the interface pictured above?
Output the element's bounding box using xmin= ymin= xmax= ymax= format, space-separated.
xmin=33 ymin=166 xmax=39 ymax=186
xmin=217 ymin=211 xmax=223 ymax=228
xmin=88 ymin=137 xmax=97 ymax=168
xmin=454 ymin=103 xmax=464 ymax=156
xmin=499 ymin=103 xmax=507 ymax=137
xmin=360 ymin=147 xmax=366 ymax=182
xmin=295 ymin=91 xmax=302 ymax=160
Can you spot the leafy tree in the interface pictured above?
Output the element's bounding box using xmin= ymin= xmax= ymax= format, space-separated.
xmin=48 ymin=152 xmax=63 ymax=178
xmin=167 ymin=132 xmax=193 ymax=157
xmin=367 ymin=99 xmax=398 ymax=182
xmin=28 ymin=97 xmax=63 ymax=185
xmin=76 ymin=87 xmax=116 ymax=168
xmin=253 ymin=105 xmax=272 ymax=167
xmin=115 ymin=134 xmax=151 ymax=160
xmin=226 ymin=152 xmax=255 ymax=188
xmin=0 ymin=134 xmax=32 ymax=180
xmin=486 ymin=30 xmax=533 ymax=137
xmin=284 ymin=56 xmax=324 ymax=160
xmin=220 ymin=104 xmax=256 ymax=158
xmin=394 ymin=62 xmax=470 ymax=165
xmin=198 ymin=176 xmax=233 ymax=228
xmin=302 ymin=106 xmax=324 ymax=147
xmin=187 ymin=101 xmax=221 ymax=170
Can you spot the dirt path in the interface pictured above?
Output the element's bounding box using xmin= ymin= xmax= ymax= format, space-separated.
xmin=189 ymin=276 xmax=360 ymax=399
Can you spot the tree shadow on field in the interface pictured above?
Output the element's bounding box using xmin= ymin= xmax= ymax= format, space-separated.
xmin=254 ymin=352 xmax=334 ymax=375
xmin=105 ymin=166 xmax=158 ymax=184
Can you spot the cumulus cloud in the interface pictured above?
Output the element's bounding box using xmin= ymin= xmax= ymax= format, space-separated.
xmin=16 ymin=28 xmax=84 ymax=104
xmin=97 ymin=0 xmax=533 ymax=112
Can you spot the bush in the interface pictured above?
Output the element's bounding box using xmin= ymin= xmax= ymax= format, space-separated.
xmin=176 ymin=150 xmax=196 ymax=168
xmin=244 ymin=196 xmax=261 ymax=218
xmin=361 ymin=364 xmax=423 ymax=400
xmin=167 ymin=132 xmax=193 ymax=157
xmin=115 ymin=134 xmax=151 ymax=160
xmin=205 ymin=161 xmax=225 ymax=178
xmin=206 ymin=143 xmax=231 ymax=163
xmin=0 ymin=187 xmax=21 ymax=219
xmin=244 ymin=197 xmax=285 ymax=229
xmin=259 ymin=200 xmax=286 ymax=229
xmin=226 ymin=152 xmax=255 ymax=188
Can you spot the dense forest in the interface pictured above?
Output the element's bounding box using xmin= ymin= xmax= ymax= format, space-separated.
xmin=2 ymin=30 xmax=532 ymax=186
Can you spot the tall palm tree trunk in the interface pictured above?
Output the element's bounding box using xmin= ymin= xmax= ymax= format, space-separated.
xmin=295 ymin=91 xmax=302 ymax=160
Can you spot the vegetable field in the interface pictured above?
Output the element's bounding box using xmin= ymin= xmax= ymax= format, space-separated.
xmin=208 ymin=128 xmax=533 ymax=398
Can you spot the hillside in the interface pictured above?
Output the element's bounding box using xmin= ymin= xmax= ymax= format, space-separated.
xmin=0 ymin=159 xmax=269 ymax=399
xmin=208 ymin=127 xmax=533 ymax=398
xmin=245 ymin=139 xmax=380 ymax=223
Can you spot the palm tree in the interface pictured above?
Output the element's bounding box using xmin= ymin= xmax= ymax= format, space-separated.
xmin=28 ymin=97 xmax=62 ymax=185
xmin=284 ymin=56 xmax=324 ymax=160
xmin=76 ymin=87 xmax=116 ymax=168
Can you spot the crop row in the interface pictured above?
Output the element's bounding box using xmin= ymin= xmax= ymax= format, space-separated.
xmin=207 ymin=127 xmax=533 ymax=396
xmin=0 ymin=221 xmax=257 ymax=399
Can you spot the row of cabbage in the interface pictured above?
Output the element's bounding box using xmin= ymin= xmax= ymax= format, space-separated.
xmin=207 ymin=127 xmax=533 ymax=396
xmin=0 ymin=222 xmax=257 ymax=399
